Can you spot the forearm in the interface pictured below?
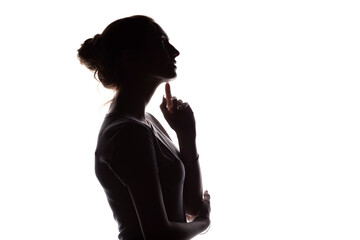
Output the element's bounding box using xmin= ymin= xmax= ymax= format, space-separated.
xmin=177 ymin=134 xmax=203 ymax=215
xmin=160 ymin=218 xmax=210 ymax=240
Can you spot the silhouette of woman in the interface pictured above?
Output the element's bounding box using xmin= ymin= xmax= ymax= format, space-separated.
xmin=78 ymin=15 xmax=210 ymax=239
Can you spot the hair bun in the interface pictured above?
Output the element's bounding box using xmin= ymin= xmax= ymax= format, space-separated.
xmin=77 ymin=34 xmax=102 ymax=71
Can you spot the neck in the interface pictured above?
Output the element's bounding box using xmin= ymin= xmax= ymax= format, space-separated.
xmin=108 ymin=76 xmax=161 ymax=120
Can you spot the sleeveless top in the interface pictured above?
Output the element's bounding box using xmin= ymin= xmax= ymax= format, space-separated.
xmin=95 ymin=113 xmax=186 ymax=240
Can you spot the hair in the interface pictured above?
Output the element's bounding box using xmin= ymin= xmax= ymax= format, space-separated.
xmin=77 ymin=15 xmax=155 ymax=90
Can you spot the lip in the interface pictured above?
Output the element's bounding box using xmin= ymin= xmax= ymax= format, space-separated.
xmin=170 ymin=60 xmax=176 ymax=67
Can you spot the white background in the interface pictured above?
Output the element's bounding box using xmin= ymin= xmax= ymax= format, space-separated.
xmin=1 ymin=0 xmax=359 ymax=239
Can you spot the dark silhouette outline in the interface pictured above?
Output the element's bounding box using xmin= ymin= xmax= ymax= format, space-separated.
xmin=78 ymin=15 xmax=210 ymax=240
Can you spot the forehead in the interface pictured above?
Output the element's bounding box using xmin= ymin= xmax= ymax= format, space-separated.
xmin=148 ymin=22 xmax=168 ymax=39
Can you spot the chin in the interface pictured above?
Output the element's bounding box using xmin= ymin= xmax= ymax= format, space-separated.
xmin=167 ymin=74 xmax=177 ymax=81
xmin=160 ymin=76 xmax=176 ymax=84
xmin=152 ymin=69 xmax=177 ymax=82
xmin=161 ymin=71 xmax=177 ymax=80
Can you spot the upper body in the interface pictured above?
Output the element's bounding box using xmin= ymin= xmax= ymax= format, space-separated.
xmin=78 ymin=15 xmax=211 ymax=240
xmin=95 ymin=113 xmax=186 ymax=239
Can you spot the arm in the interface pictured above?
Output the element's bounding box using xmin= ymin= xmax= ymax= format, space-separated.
xmin=127 ymin=160 xmax=209 ymax=240
xmin=160 ymin=82 xmax=204 ymax=215
xmin=177 ymin=134 xmax=203 ymax=215
xmin=109 ymin=123 xmax=210 ymax=240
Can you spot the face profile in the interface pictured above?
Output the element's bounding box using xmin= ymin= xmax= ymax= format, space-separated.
xmin=142 ymin=26 xmax=180 ymax=81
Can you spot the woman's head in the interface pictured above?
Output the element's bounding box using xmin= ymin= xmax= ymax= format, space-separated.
xmin=78 ymin=15 xmax=179 ymax=90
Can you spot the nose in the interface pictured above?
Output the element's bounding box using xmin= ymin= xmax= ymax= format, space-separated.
xmin=170 ymin=44 xmax=180 ymax=58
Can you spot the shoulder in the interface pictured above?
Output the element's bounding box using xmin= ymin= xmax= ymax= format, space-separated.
xmin=97 ymin=116 xmax=159 ymax=186
xmin=96 ymin=116 xmax=154 ymax=161
xmin=101 ymin=115 xmax=152 ymax=142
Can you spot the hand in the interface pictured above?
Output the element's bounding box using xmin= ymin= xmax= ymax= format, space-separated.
xmin=160 ymin=83 xmax=196 ymax=137
xmin=193 ymin=191 xmax=211 ymax=226
xmin=196 ymin=190 xmax=211 ymax=219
